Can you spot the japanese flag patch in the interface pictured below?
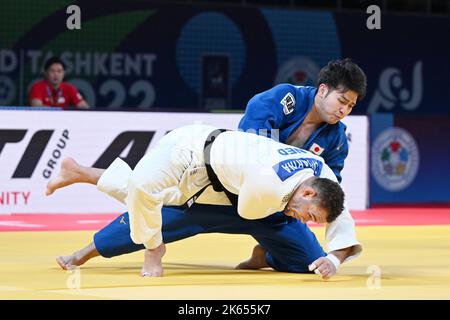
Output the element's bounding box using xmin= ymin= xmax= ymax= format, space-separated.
xmin=309 ymin=143 xmax=324 ymax=155
xmin=281 ymin=92 xmax=295 ymax=115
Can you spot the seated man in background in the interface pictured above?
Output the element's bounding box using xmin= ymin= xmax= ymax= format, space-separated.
xmin=29 ymin=56 xmax=89 ymax=109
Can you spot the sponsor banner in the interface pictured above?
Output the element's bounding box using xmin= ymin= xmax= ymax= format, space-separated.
xmin=370 ymin=114 xmax=450 ymax=204
xmin=0 ymin=110 xmax=368 ymax=213
xmin=1 ymin=3 xmax=448 ymax=114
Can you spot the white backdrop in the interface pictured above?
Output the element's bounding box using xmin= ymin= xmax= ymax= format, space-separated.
xmin=0 ymin=110 xmax=368 ymax=214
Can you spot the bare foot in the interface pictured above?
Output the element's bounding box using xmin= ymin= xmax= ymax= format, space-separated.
xmin=56 ymin=253 xmax=84 ymax=270
xmin=56 ymin=243 xmax=100 ymax=270
xmin=141 ymin=243 xmax=166 ymax=277
xmin=46 ymin=157 xmax=85 ymax=196
xmin=235 ymin=244 xmax=269 ymax=270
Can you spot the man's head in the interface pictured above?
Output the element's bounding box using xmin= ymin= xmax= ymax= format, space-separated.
xmin=44 ymin=56 xmax=66 ymax=88
xmin=284 ymin=177 xmax=345 ymax=224
xmin=314 ymin=58 xmax=367 ymax=124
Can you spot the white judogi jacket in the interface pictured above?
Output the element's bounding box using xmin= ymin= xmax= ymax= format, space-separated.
xmin=97 ymin=125 xmax=362 ymax=262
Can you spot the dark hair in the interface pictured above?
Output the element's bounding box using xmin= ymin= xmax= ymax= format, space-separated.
xmin=44 ymin=56 xmax=66 ymax=71
xmin=317 ymin=58 xmax=367 ymax=101
xmin=311 ymin=177 xmax=345 ymax=223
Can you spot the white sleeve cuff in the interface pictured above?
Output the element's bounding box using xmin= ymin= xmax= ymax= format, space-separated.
xmin=325 ymin=205 xmax=363 ymax=264
xmin=328 ymin=243 xmax=363 ymax=263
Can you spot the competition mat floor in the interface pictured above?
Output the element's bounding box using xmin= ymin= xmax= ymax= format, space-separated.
xmin=1 ymin=207 xmax=450 ymax=300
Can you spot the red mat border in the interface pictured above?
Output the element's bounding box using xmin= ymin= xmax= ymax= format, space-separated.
xmin=1 ymin=207 xmax=450 ymax=231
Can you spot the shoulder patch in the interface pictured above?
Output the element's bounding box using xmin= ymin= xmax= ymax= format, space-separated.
xmin=280 ymin=92 xmax=295 ymax=115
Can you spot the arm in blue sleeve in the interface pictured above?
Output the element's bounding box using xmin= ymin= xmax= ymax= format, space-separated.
xmin=238 ymin=84 xmax=295 ymax=138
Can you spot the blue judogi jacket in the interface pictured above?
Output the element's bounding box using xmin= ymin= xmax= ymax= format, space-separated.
xmin=238 ymin=84 xmax=349 ymax=183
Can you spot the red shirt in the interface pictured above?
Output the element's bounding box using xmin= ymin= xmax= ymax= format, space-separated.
xmin=29 ymin=80 xmax=84 ymax=108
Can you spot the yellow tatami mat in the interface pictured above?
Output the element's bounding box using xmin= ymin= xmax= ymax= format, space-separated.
xmin=1 ymin=225 xmax=450 ymax=299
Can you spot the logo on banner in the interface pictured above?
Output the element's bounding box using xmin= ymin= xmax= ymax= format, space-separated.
xmin=274 ymin=56 xmax=320 ymax=87
xmin=371 ymin=127 xmax=419 ymax=191
xmin=367 ymin=61 xmax=423 ymax=113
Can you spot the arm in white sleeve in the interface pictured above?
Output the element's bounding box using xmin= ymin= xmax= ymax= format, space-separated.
xmin=96 ymin=158 xmax=132 ymax=204
xmin=325 ymin=205 xmax=362 ymax=263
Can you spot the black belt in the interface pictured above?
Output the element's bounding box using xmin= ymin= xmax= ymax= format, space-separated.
xmin=182 ymin=129 xmax=238 ymax=209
